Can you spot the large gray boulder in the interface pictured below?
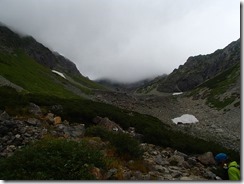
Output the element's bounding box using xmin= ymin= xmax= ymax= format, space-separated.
xmin=197 ymin=152 xmax=216 ymax=166
xmin=93 ymin=116 xmax=124 ymax=133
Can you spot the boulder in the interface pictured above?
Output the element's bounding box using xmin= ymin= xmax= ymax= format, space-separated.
xmin=15 ymin=134 xmax=21 ymax=139
xmin=174 ymin=150 xmax=188 ymax=159
xmin=133 ymin=171 xmax=143 ymax=180
xmin=51 ymin=105 xmax=63 ymax=114
xmin=197 ymin=152 xmax=216 ymax=166
xmin=54 ymin=116 xmax=62 ymax=125
xmin=187 ymin=157 xmax=197 ymax=166
xmin=26 ymin=118 xmax=41 ymax=126
xmin=0 ymin=120 xmax=17 ymax=136
xmin=169 ymin=155 xmax=184 ymax=166
xmin=61 ymin=124 xmax=85 ymax=138
xmin=154 ymin=165 xmax=167 ymax=173
xmin=28 ymin=103 xmax=42 ymax=116
xmin=106 ymin=168 xmax=118 ymax=179
xmin=0 ymin=111 xmax=10 ymax=121
xmin=181 ymin=161 xmax=191 ymax=169
xmin=123 ymin=170 xmax=132 ymax=180
xmin=92 ymin=116 xmax=124 ymax=132
xmin=45 ymin=113 xmax=54 ymax=123
xmin=154 ymin=155 xmax=164 ymax=165
xmin=171 ymin=170 xmax=183 ymax=178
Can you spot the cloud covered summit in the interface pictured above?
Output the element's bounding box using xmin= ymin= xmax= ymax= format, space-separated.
xmin=0 ymin=0 xmax=239 ymax=83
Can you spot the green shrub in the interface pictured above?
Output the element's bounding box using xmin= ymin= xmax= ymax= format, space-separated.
xmin=86 ymin=126 xmax=143 ymax=159
xmin=85 ymin=126 xmax=111 ymax=140
xmin=0 ymin=138 xmax=106 ymax=180
xmin=109 ymin=132 xmax=143 ymax=158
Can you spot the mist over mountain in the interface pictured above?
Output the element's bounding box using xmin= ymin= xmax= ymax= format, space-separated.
xmin=0 ymin=24 xmax=106 ymax=98
xmin=96 ymin=77 xmax=157 ymax=91
xmin=0 ymin=23 xmax=82 ymax=77
xmin=0 ymin=0 xmax=239 ymax=83
xmin=0 ymin=21 xmax=240 ymax=181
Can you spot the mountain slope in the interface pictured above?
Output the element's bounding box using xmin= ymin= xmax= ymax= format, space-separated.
xmin=0 ymin=24 xmax=106 ymax=97
xmin=190 ymin=62 xmax=240 ymax=110
xmin=0 ymin=50 xmax=79 ymax=98
xmin=0 ymin=23 xmax=80 ymax=76
xmin=156 ymin=39 xmax=240 ymax=93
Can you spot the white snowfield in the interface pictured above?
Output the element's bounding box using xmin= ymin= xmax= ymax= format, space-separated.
xmin=172 ymin=114 xmax=199 ymax=124
xmin=52 ymin=70 xmax=66 ymax=79
xmin=172 ymin=92 xmax=183 ymax=96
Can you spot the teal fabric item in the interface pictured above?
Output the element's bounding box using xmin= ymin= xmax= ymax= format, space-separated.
xmin=215 ymin=153 xmax=228 ymax=163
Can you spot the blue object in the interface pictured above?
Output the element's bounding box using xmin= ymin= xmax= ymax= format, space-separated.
xmin=215 ymin=153 xmax=228 ymax=163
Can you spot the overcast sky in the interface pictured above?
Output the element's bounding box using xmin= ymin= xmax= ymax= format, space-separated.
xmin=0 ymin=0 xmax=240 ymax=83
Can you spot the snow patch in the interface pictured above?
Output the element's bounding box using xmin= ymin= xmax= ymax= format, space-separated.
xmin=52 ymin=70 xmax=66 ymax=79
xmin=172 ymin=114 xmax=199 ymax=125
xmin=172 ymin=92 xmax=183 ymax=96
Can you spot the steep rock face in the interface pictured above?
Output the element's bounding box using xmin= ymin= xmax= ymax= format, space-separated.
xmin=157 ymin=39 xmax=240 ymax=92
xmin=0 ymin=25 xmax=22 ymax=50
xmin=54 ymin=53 xmax=81 ymax=77
xmin=0 ymin=24 xmax=81 ymax=77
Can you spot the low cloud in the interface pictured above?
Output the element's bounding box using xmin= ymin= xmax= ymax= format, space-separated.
xmin=0 ymin=0 xmax=240 ymax=83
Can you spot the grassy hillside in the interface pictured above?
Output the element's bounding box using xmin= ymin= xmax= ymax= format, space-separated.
xmin=0 ymin=49 xmax=107 ymax=97
xmin=0 ymin=25 xmax=106 ymax=96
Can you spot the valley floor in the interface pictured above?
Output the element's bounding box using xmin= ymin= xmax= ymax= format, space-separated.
xmin=93 ymin=90 xmax=241 ymax=152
